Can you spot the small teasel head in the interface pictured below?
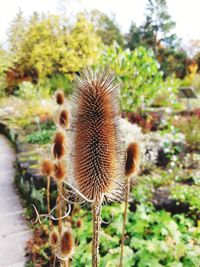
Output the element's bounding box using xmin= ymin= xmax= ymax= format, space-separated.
xmin=50 ymin=229 xmax=59 ymax=247
xmin=71 ymin=67 xmax=125 ymax=202
xmin=59 ymin=109 xmax=69 ymax=128
xmin=54 ymin=161 xmax=66 ymax=181
xmin=125 ymin=142 xmax=140 ymax=176
xmin=53 ymin=131 xmax=66 ymax=159
xmin=58 ymin=228 xmax=74 ymax=259
xmin=55 ymin=90 xmax=65 ymax=105
xmin=41 ymin=159 xmax=53 ymax=176
xmin=76 ymin=218 xmax=82 ymax=228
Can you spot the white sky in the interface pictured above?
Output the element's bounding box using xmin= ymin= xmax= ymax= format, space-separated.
xmin=0 ymin=0 xmax=200 ymax=47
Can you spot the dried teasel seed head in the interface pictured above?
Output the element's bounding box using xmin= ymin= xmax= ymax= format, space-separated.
xmin=72 ymin=68 xmax=124 ymax=201
xmin=53 ymin=132 xmax=65 ymax=159
xmin=50 ymin=230 xmax=59 ymax=247
xmin=41 ymin=159 xmax=53 ymax=176
xmin=59 ymin=109 xmax=69 ymax=128
xmin=55 ymin=90 xmax=65 ymax=105
xmin=76 ymin=218 xmax=82 ymax=228
xmin=59 ymin=229 xmax=74 ymax=257
xmin=54 ymin=161 xmax=66 ymax=180
xmin=125 ymin=142 xmax=140 ymax=176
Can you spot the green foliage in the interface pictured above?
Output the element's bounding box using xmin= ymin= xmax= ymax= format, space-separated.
xmin=71 ymin=202 xmax=200 ymax=267
xmin=47 ymin=73 xmax=73 ymax=95
xmin=171 ymin=184 xmax=200 ymax=211
xmin=89 ymin=9 xmax=124 ymax=47
xmin=26 ymin=129 xmax=55 ymax=144
xmin=97 ymin=44 xmax=180 ymax=111
xmin=8 ymin=12 xmax=102 ymax=81
xmin=174 ymin=116 xmax=200 ymax=149
xmin=0 ymin=48 xmax=13 ymax=96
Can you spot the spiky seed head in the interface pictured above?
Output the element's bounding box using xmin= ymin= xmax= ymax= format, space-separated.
xmin=59 ymin=230 xmax=74 ymax=257
xmin=54 ymin=161 xmax=66 ymax=180
xmin=125 ymin=142 xmax=140 ymax=176
xmin=72 ymin=68 xmax=124 ymax=201
xmin=53 ymin=132 xmax=65 ymax=159
xmin=41 ymin=159 xmax=53 ymax=176
xmin=55 ymin=90 xmax=65 ymax=105
xmin=59 ymin=109 xmax=69 ymax=128
xmin=50 ymin=230 xmax=59 ymax=247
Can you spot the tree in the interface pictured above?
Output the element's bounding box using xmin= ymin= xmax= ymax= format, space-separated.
xmin=142 ymin=0 xmax=178 ymax=54
xmin=7 ymin=12 xmax=102 ymax=80
xmin=126 ymin=23 xmax=142 ymax=50
xmin=89 ymin=9 xmax=124 ymax=46
xmin=126 ymin=0 xmax=178 ymax=54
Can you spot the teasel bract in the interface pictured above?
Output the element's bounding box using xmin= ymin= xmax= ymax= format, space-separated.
xmin=71 ymin=67 xmax=125 ymax=266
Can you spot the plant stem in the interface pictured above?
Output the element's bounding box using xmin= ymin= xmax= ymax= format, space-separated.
xmin=47 ymin=176 xmax=52 ymax=229
xmin=92 ymin=199 xmax=102 ymax=267
xmin=57 ymin=180 xmax=63 ymax=235
xmin=119 ymin=176 xmax=130 ymax=267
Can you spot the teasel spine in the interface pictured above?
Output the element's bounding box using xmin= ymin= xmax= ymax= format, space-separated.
xmin=120 ymin=142 xmax=140 ymax=267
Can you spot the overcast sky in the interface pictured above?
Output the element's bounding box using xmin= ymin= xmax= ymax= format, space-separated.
xmin=0 ymin=0 xmax=199 ymax=46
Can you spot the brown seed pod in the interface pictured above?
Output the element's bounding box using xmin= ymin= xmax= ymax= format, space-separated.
xmin=72 ymin=68 xmax=124 ymax=201
xmin=59 ymin=109 xmax=69 ymax=128
xmin=54 ymin=161 xmax=66 ymax=180
xmin=50 ymin=230 xmax=59 ymax=247
xmin=76 ymin=218 xmax=82 ymax=228
xmin=41 ymin=159 xmax=53 ymax=176
xmin=55 ymin=90 xmax=65 ymax=105
xmin=60 ymin=229 xmax=74 ymax=257
xmin=53 ymin=132 xmax=65 ymax=159
xmin=125 ymin=142 xmax=140 ymax=176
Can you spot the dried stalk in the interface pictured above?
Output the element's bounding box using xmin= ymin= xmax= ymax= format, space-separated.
xmin=119 ymin=177 xmax=130 ymax=267
xmin=92 ymin=199 xmax=102 ymax=267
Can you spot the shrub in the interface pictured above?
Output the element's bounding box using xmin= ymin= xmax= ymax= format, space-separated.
xmin=96 ymin=44 xmax=180 ymax=112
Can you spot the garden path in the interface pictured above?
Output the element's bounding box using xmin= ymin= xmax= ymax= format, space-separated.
xmin=0 ymin=135 xmax=31 ymax=267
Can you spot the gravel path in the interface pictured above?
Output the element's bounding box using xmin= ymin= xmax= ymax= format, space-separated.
xmin=0 ymin=135 xmax=31 ymax=267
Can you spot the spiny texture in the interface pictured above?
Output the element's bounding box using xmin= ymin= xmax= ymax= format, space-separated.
xmin=59 ymin=109 xmax=69 ymax=128
xmin=72 ymin=68 xmax=124 ymax=201
xmin=53 ymin=132 xmax=65 ymax=159
xmin=41 ymin=159 xmax=53 ymax=176
xmin=56 ymin=90 xmax=65 ymax=105
xmin=125 ymin=142 xmax=140 ymax=176
xmin=54 ymin=161 xmax=66 ymax=180
xmin=50 ymin=230 xmax=59 ymax=247
xmin=60 ymin=230 xmax=74 ymax=257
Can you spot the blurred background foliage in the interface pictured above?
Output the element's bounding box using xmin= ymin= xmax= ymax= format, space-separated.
xmin=0 ymin=0 xmax=199 ymax=109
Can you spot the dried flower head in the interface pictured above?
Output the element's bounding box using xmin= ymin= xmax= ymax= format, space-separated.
xmin=59 ymin=109 xmax=69 ymax=128
xmin=53 ymin=132 xmax=65 ymax=159
xmin=76 ymin=218 xmax=82 ymax=228
xmin=55 ymin=90 xmax=65 ymax=105
xmin=41 ymin=159 xmax=53 ymax=176
xmin=125 ymin=142 xmax=140 ymax=176
xmin=54 ymin=161 xmax=66 ymax=180
xmin=50 ymin=230 xmax=59 ymax=247
xmin=59 ymin=229 xmax=74 ymax=257
xmin=72 ymin=68 xmax=124 ymax=201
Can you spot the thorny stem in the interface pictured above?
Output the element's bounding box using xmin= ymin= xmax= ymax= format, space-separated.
xmin=92 ymin=198 xmax=102 ymax=267
xmin=119 ymin=176 xmax=130 ymax=267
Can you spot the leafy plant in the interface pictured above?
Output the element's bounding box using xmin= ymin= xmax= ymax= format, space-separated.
xmin=26 ymin=129 xmax=54 ymax=144
xmin=96 ymin=44 xmax=180 ymax=112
